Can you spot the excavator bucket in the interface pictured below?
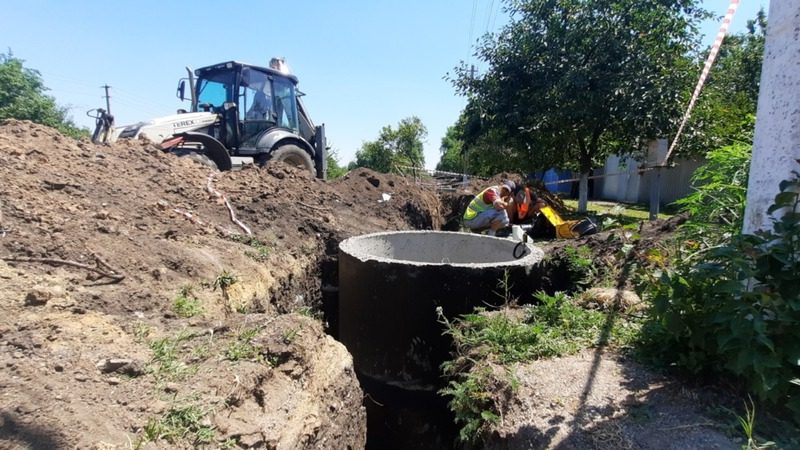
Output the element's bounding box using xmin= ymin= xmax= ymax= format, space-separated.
xmin=539 ymin=206 xmax=598 ymax=239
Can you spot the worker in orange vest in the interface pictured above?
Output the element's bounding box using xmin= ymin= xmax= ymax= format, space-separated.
xmin=507 ymin=184 xmax=546 ymax=225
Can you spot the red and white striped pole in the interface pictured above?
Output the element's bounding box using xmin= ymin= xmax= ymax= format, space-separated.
xmin=663 ymin=0 xmax=741 ymax=166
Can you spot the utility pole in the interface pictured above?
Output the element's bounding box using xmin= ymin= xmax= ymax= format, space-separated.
xmin=743 ymin=1 xmax=800 ymax=233
xmin=101 ymin=85 xmax=112 ymax=114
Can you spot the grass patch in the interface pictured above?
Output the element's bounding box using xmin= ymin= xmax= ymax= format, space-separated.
xmin=173 ymin=286 xmax=203 ymax=318
xmin=224 ymin=327 xmax=260 ymax=361
xmin=133 ymin=321 xmax=151 ymax=342
xmin=228 ymin=234 xmax=271 ymax=262
xmin=140 ymin=404 xmax=215 ymax=446
xmin=561 ymin=198 xmax=675 ymax=228
xmin=147 ymin=331 xmax=197 ymax=380
xmin=440 ymin=291 xmax=639 ymax=443
xmin=213 ymin=271 xmax=237 ymax=291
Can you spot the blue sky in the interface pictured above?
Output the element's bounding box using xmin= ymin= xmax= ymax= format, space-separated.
xmin=2 ymin=0 xmax=768 ymax=170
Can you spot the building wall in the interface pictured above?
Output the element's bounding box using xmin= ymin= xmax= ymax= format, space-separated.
xmin=594 ymin=152 xmax=703 ymax=205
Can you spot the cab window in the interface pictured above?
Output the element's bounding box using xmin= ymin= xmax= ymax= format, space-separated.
xmin=196 ymin=71 xmax=233 ymax=109
xmin=239 ymin=68 xmax=273 ymax=122
xmin=273 ymin=77 xmax=298 ymax=131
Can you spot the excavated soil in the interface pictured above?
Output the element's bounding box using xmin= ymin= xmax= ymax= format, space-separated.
xmin=0 ymin=120 xmax=439 ymax=449
xmin=0 ymin=120 xmax=760 ymax=449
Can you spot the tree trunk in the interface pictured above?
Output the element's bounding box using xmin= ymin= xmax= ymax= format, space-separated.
xmin=577 ymin=135 xmax=594 ymax=213
xmin=578 ymin=172 xmax=589 ymax=212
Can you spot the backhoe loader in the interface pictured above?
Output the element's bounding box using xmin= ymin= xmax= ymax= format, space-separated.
xmin=90 ymin=58 xmax=327 ymax=178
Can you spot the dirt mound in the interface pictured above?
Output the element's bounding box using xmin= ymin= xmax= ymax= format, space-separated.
xmin=0 ymin=120 xmax=441 ymax=448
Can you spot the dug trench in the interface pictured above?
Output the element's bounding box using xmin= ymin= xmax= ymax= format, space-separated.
xmin=0 ymin=120 xmax=628 ymax=449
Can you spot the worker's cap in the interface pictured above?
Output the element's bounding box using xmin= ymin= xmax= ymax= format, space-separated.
xmin=502 ymin=180 xmax=516 ymax=192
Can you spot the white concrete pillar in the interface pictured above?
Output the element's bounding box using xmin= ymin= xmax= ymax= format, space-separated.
xmin=743 ymin=1 xmax=800 ymax=234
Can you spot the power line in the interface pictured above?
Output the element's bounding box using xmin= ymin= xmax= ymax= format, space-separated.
xmin=467 ymin=0 xmax=479 ymax=64
xmin=485 ymin=0 xmax=495 ymax=34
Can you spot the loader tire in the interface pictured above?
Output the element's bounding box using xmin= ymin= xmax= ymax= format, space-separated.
xmin=173 ymin=148 xmax=219 ymax=171
xmin=270 ymin=144 xmax=315 ymax=176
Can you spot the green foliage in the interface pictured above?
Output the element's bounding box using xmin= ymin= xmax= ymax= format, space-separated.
xmin=0 ymin=52 xmax=88 ymax=139
xmin=325 ymin=149 xmax=348 ymax=179
xmin=147 ymin=332 xmax=197 ymax=380
xmin=674 ymin=143 xmax=751 ymax=236
xmin=352 ymin=116 xmax=427 ymax=173
xmin=213 ymin=270 xmax=237 ymax=291
xmin=439 ymin=292 xmax=635 ymax=442
xmin=440 ymin=365 xmax=504 ymax=442
xmin=225 ymin=327 xmax=259 ymax=361
xmin=737 ymin=397 xmax=776 ymax=450
xmin=283 ymin=326 xmax=302 ymax=344
xmin=436 ymin=122 xmax=466 ymax=173
xmin=133 ymin=321 xmax=151 ymax=342
xmin=142 ymin=405 xmax=215 ymax=446
xmin=541 ymin=245 xmax=598 ymax=294
xmin=173 ymin=286 xmax=203 ymax=318
xmin=638 ymin=167 xmax=800 ymax=422
xmin=681 ymin=11 xmax=765 ymax=155
xmin=450 ymin=0 xmax=706 ymax=177
xmin=562 ymin=246 xmax=597 ymax=291
xmin=228 ymin=234 xmax=271 ymax=262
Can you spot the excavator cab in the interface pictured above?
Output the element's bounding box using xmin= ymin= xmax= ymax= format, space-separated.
xmin=168 ymin=60 xmax=327 ymax=178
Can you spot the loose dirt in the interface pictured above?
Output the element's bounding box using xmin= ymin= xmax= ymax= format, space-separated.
xmin=0 ymin=120 xmax=753 ymax=449
xmin=0 ymin=120 xmax=438 ymax=449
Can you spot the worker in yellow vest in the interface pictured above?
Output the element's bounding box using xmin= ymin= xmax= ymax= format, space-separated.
xmin=463 ymin=180 xmax=516 ymax=236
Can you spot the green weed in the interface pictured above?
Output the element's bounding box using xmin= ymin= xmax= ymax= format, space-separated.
xmin=229 ymin=234 xmax=271 ymax=262
xmin=283 ymin=327 xmax=302 ymax=344
xmin=142 ymin=404 xmax=215 ymax=446
xmin=224 ymin=327 xmax=260 ymax=361
xmin=133 ymin=322 xmax=151 ymax=342
xmin=147 ymin=331 xmax=196 ymax=380
xmin=213 ymin=271 xmax=237 ymax=291
xmin=440 ymin=366 xmax=505 ymax=442
xmin=738 ymin=397 xmax=775 ymax=450
xmin=296 ymin=306 xmax=320 ymax=319
xmin=438 ymin=291 xmax=635 ymax=443
xmin=173 ymin=286 xmax=203 ymax=318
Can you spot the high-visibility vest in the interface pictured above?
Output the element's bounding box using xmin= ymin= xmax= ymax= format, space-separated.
xmin=516 ymin=187 xmax=531 ymax=220
xmin=464 ymin=186 xmax=500 ymax=220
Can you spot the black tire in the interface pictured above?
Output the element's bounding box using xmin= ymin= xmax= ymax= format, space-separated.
xmin=172 ymin=148 xmax=219 ymax=170
xmin=270 ymin=144 xmax=315 ymax=176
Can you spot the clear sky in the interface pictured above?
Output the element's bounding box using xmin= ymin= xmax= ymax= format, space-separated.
xmin=2 ymin=0 xmax=768 ymax=170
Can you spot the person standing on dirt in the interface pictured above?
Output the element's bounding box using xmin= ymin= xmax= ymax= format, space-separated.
xmin=463 ymin=180 xmax=515 ymax=236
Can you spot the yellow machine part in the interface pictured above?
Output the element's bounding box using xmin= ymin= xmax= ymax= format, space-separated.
xmin=540 ymin=206 xmax=580 ymax=239
xmin=556 ymin=221 xmax=581 ymax=239
xmin=540 ymin=206 xmax=565 ymax=226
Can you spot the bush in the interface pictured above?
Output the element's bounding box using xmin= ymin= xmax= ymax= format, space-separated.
xmin=638 ymin=165 xmax=800 ymax=421
xmin=673 ymin=143 xmax=751 ymax=238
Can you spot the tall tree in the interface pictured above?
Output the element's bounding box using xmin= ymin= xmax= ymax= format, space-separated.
xmin=436 ymin=122 xmax=465 ymax=173
xmin=681 ymin=9 xmax=766 ymax=153
xmin=451 ymin=0 xmax=707 ymax=211
xmin=325 ymin=149 xmax=348 ymax=179
xmin=353 ymin=116 xmax=427 ymax=173
xmin=0 ymin=52 xmax=87 ymax=139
